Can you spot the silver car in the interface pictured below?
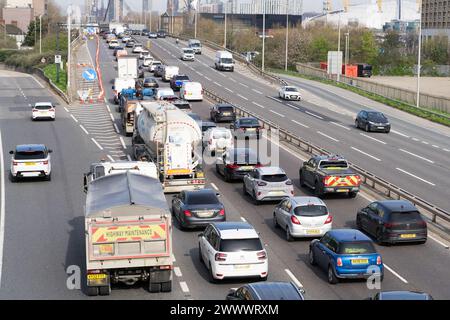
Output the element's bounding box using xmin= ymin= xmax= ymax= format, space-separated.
xmin=231 ymin=117 xmax=263 ymax=140
xmin=243 ymin=167 xmax=293 ymax=204
xmin=273 ymin=197 xmax=333 ymax=241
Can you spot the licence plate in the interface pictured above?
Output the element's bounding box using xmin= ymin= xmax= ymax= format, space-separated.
xmin=378 ymin=126 xmax=385 ymax=129
xmin=87 ymin=274 xmax=107 ymax=280
xmin=351 ymin=259 xmax=368 ymax=265
xmin=239 ymin=166 xmax=253 ymax=170
xmin=223 ymin=112 xmax=231 ymax=116
xmin=196 ymin=211 xmax=214 ymax=218
xmin=247 ymin=128 xmax=256 ymax=132
xmin=25 ymin=162 xmax=36 ymax=166
xmin=336 ymin=189 xmax=349 ymax=193
xmin=400 ymin=234 xmax=416 ymax=239
xmin=234 ymin=265 xmax=250 ymax=270
xmin=306 ymin=229 xmax=321 ymax=235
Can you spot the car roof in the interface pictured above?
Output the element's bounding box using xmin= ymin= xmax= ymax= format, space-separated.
xmin=216 ymin=103 xmax=233 ymax=108
xmin=327 ymin=229 xmax=372 ymax=242
xmin=16 ymin=144 xmax=46 ymax=152
xmin=213 ymin=222 xmax=258 ymax=240
xmin=34 ymin=102 xmax=53 ymax=106
xmin=284 ymin=86 xmax=298 ymax=89
xmin=257 ymin=166 xmax=285 ymax=175
xmin=378 ymin=291 xmax=432 ymax=300
xmin=376 ymin=200 xmax=417 ymax=212
xmin=185 ymin=188 xmax=216 ymax=196
xmin=210 ymin=127 xmax=230 ymax=133
xmin=291 ymin=196 xmax=326 ymax=207
xmin=247 ymin=282 xmax=303 ymax=300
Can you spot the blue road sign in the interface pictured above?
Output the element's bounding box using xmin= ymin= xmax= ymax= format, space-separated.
xmin=82 ymin=68 xmax=97 ymax=81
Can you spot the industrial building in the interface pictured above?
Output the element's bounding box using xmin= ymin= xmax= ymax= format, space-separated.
xmin=422 ymin=0 xmax=450 ymax=40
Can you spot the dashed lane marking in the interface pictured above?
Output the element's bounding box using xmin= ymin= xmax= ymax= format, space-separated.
xmin=70 ymin=115 xmax=79 ymax=123
xmin=240 ymin=217 xmax=247 ymax=222
xmin=252 ymin=89 xmax=263 ymax=95
xmin=127 ymin=155 xmax=132 ymax=161
xmin=292 ymin=120 xmax=309 ymax=128
xmin=396 ymin=168 xmax=435 ymax=186
xmin=391 ymin=130 xmax=410 ymax=138
xmin=237 ymin=94 xmax=249 ymax=101
xmin=210 ymin=183 xmax=219 ymax=191
xmin=399 ymin=149 xmax=434 ymax=164
xmin=113 ymin=123 xmax=120 ymax=134
xmin=79 ymin=125 xmax=89 ymax=135
xmin=225 ymin=88 xmax=234 ymax=93
xmin=384 ymin=264 xmax=408 ymax=284
xmin=270 ymin=110 xmax=285 ymax=117
xmin=331 ymin=122 xmax=351 ymax=131
xmin=351 ymin=147 xmax=382 ymax=162
xmin=119 ymin=137 xmax=127 ymax=149
xmin=317 ymin=131 xmax=339 ymax=142
xmin=91 ymin=138 xmax=104 ymax=150
xmin=360 ymin=133 xmax=387 ymax=145
xmin=180 ymin=281 xmax=190 ymax=293
xmin=174 ymin=267 xmax=182 ymax=277
xmin=285 ymin=269 xmax=304 ymax=289
xmin=305 ymin=111 xmax=323 ymax=120
xmin=252 ymin=102 xmax=265 ymax=109
xmin=213 ymin=81 xmax=223 ymax=87
xmin=107 ymin=155 xmax=115 ymax=162
xmin=429 ymin=235 xmax=450 ymax=249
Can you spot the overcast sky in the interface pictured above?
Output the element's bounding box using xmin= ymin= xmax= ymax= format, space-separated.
xmin=56 ymin=0 xmax=414 ymax=15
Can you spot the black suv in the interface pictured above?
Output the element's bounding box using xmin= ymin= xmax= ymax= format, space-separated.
xmin=355 ymin=110 xmax=390 ymax=133
xmin=356 ymin=200 xmax=427 ymax=244
xmin=210 ymin=104 xmax=236 ymax=123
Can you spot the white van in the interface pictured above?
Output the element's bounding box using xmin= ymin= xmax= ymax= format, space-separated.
xmin=215 ymin=51 xmax=234 ymax=71
xmin=180 ymin=82 xmax=203 ymax=101
xmin=188 ymin=39 xmax=202 ymax=54
xmin=162 ymin=66 xmax=179 ymax=82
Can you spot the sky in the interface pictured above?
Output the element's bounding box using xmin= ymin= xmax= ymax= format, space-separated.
xmin=56 ymin=0 xmax=417 ymax=16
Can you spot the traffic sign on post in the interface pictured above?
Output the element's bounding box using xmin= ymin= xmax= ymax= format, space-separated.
xmin=82 ymin=68 xmax=97 ymax=81
xmin=55 ymin=55 xmax=61 ymax=64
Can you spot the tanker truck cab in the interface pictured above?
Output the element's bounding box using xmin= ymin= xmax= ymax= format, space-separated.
xmin=84 ymin=172 xmax=173 ymax=296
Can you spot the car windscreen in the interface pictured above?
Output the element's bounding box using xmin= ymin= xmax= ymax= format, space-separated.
xmin=221 ymin=58 xmax=233 ymax=64
xmin=390 ymin=211 xmax=422 ymax=222
xmin=338 ymin=241 xmax=376 ymax=255
xmin=261 ymin=174 xmax=288 ymax=182
xmin=190 ymin=43 xmax=201 ymax=47
xmin=186 ymin=192 xmax=219 ymax=205
xmin=285 ymin=87 xmax=298 ymax=92
xmin=213 ymin=131 xmax=231 ymax=139
xmin=239 ymin=118 xmax=259 ymax=127
xmin=15 ymin=150 xmax=46 ymax=160
xmin=219 ymin=238 xmax=263 ymax=252
xmin=319 ymin=160 xmax=348 ymax=169
xmin=175 ymin=75 xmax=189 ymax=81
xmin=367 ymin=112 xmax=387 ymax=122
xmin=184 ymin=49 xmax=194 ymax=54
xmin=294 ymin=205 xmax=328 ymax=217
xmin=34 ymin=105 xmax=52 ymax=110
xmin=218 ymin=106 xmax=234 ymax=112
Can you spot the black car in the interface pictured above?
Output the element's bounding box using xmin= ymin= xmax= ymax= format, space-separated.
xmin=157 ymin=30 xmax=167 ymax=38
xmin=171 ymin=189 xmax=226 ymax=229
xmin=153 ymin=65 xmax=165 ymax=77
xmin=142 ymin=77 xmax=159 ymax=89
xmin=201 ymin=121 xmax=216 ymax=133
xmin=216 ymin=148 xmax=261 ymax=182
xmin=356 ymin=200 xmax=427 ymax=245
xmin=113 ymin=46 xmax=124 ymax=56
xmin=226 ymin=282 xmax=305 ymax=300
xmin=355 ymin=110 xmax=390 ymax=133
xmin=160 ymin=95 xmax=178 ymax=102
xmin=172 ymin=99 xmax=192 ymax=112
xmin=369 ymin=291 xmax=433 ymax=300
xmin=126 ymin=40 xmax=135 ymax=48
xmin=210 ymin=103 xmax=236 ymax=123
xmin=170 ymin=74 xmax=190 ymax=91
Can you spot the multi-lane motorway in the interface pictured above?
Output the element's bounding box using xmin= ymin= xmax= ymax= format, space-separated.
xmin=0 ymin=35 xmax=450 ymax=300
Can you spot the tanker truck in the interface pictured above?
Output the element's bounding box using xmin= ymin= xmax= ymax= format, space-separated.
xmin=132 ymin=100 xmax=205 ymax=193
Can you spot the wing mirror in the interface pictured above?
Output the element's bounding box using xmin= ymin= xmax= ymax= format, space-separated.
xmin=197 ymin=233 xmax=203 ymax=237
xmin=48 ymin=149 xmax=53 ymax=153
xmin=9 ymin=150 xmax=14 ymax=154
xmin=112 ymin=86 xmax=115 ymax=90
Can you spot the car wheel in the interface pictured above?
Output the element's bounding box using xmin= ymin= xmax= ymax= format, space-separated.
xmin=86 ymin=286 xmax=99 ymax=296
xmin=348 ymin=191 xmax=357 ymax=198
xmin=199 ymin=244 xmax=204 ymax=264
xmin=385 ymin=128 xmax=390 ymax=133
xmin=309 ymin=249 xmax=316 ymax=265
xmin=149 ymin=282 xmax=161 ymax=293
xmin=273 ymin=213 xmax=279 ymax=228
xmin=355 ymin=120 xmax=359 ymax=129
xmin=356 ymin=216 xmax=362 ymax=230
xmin=299 ymin=170 xmax=305 ymax=187
xmin=45 ymin=173 xmax=51 ymax=181
xmin=328 ymin=265 xmax=339 ymax=284
xmin=161 ymin=281 xmax=172 ymax=292
xmin=242 ymin=183 xmax=247 ymax=195
xmin=253 ymin=191 xmax=260 ymax=205
xmin=286 ymin=227 xmax=294 ymax=242
xmin=215 ymin=164 xmax=221 ymax=176
xmin=314 ymin=181 xmax=323 ymax=197
xmin=224 ymin=170 xmax=231 ymax=182
xmin=365 ymin=124 xmax=370 ymax=132
xmin=98 ymin=285 xmax=111 ymax=296
xmin=10 ymin=172 xmax=17 ymax=183
xmin=209 ymin=263 xmax=217 ymax=283
xmin=376 ymin=228 xmax=384 ymax=245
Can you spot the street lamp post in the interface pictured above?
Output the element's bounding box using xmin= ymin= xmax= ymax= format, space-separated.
xmin=195 ymin=0 xmax=199 ymax=39
xmin=39 ymin=14 xmax=42 ymax=54
xmin=416 ymin=10 xmax=422 ymax=109
xmin=67 ymin=5 xmax=72 ymax=92
xmin=224 ymin=2 xmax=227 ymax=48
xmin=345 ymin=32 xmax=349 ymax=66
xmin=285 ymin=0 xmax=289 ymax=71
xmin=262 ymin=0 xmax=266 ymax=72
xmin=337 ymin=10 xmax=341 ymax=82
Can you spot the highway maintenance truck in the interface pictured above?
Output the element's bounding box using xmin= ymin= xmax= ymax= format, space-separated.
xmin=84 ymin=172 xmax=173 ymax=296
xmin=132 ymin=100 xmax=205 ymax=193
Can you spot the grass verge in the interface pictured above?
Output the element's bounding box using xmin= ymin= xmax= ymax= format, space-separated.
xmin=270 ymin=68 xmax=450 ymax=127
xmin=43 ymin=64 xmax=67 ymax=93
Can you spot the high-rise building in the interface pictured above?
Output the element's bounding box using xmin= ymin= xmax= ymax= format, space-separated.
xmin=422 ymin=0 xmax=450 ymax=39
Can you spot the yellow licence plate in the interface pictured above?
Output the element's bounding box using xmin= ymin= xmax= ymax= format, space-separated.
xmin=87 ymin=274 xmax=107 ymax=280
xmin=336 ymin=189 xmax=349 ymax=192
xmin=351 ymin=259 xmax=368 ymax=265
xmin=400 ymin=234 xmax=416 ymax=239
xmin=25 ymin=162 xmax=36 ymax=166
xmin=306 ymin=229 xmax=321 ymax=235
xmin=235 ymin=265 xmax=250 ymax=269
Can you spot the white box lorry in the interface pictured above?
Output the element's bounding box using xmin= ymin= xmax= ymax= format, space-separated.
xmin=117 ymin=56 xmax=138 ymax=79
xmin=84 ymin=172 xmax=173 ymax=296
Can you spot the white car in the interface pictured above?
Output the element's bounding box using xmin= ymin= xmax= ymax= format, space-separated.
xmin=149 ymin=60 xmax=162 ymax=72
xmin=199 ymin=222 xmax=268 ymax=282
xmin=139 ymin=50 xmax=151 ymax=59
xmin=108 ymin=40 xmax=119 ymax=49
xmin=180 ymin=48 xmax=195 ymax=61
xmin=243 ymin=167 xmax=294 ymax=204
xmin=278 ymin=86 xmax=302 ymax=101
xmin=132 ymin=44 xmax=144 ymax=53
xmin=32 ymin=102 xmax=55 ymax=121
xmin=10 ymin=144 xmax=52 ymax=181
xmin=273 ymin=196 xmax=332 ymax=241
xmin=122 ymin=36 xmax=131 ymax=43
xmin=143 ymin=57 xmax=154 ymax=67
xmin=155 ymin=88 xmax=175 ymax=100
xmin=203 ymin=127 xmax=233 ymax=156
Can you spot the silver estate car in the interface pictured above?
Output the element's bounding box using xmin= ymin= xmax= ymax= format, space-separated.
xmin=243 ymin=167 xmax=294 ymax=204
xmin=273 ymin=197 xmax=333 ymax=241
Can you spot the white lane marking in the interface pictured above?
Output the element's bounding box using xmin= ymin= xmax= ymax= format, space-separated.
xmin=225 ymin=88 xmax=234 ymax=93
xmin=270 ymin=110 xmax=285 ymax=118
xmin=239 ymin=82 xmax=249 ymax=88
xmin=391 ymin=130 xmax=410 ymax=138
xmin=252 ymin=89 xmax=263 ymax=95
xmin=422 ymin=141 xmax=429 ymax=145
xmin=331 ymin=122 xmax=351 ymax=131
xmin=285 ymin=269 xmax=304 ymax=289
xmin=109 ymin=113 xmax=115 ymax=122
xmin=79 ymin=125 xmax=89 ymax=135
xmin=399 ymin=149 xmax=434 ymax=164
xmin=119 ymin=137 xmax=127 ymax=149
xmin=174 ymin=267 xmax=182 ymax=277
xmin=384 ymin=264 xmax=408 ymax=284
xmin=305 ymin=111 xmax=323 ymax=120
xmin=172 ymin=254 xmax=176 ymax=262
xmin=205 ymin=76 xmax=211 ymax=81
xmin=351 ymin=147 xmax=382 ymax=162
xmin=32 ymin=76 xmax=45 ymax=88
xmin=180 ymin=281 xmax=190 ymax=293
xmin=107 ymin=155 xmax=115 ymax=162
xmin=0 ymin=131 xmax=6 ymax=287
xmin=113 ymin=123 xmax=120 ymax=134
xmin=360 ymin=133 xmax=387 ymax=145
xmin=64 ymin=107 xmax=69 ymax=112
xmin=444 ymin=148 xmax=450 ymax=152
xmin=213 ymin=81 xmax=223 ymax=87
xmin=70 ymin=115 xmax=79 ymax=123
xmin=240 ymin=217 xmax=247 ymax=222
xmin=106 ymin=105 xmax=111 ymax=113
xmin=412 ymin=137 xmax=420 ymax=141
xmin=396 ymin=168 xmax=435 ymax=186
xmin=252 ymin=102 xmax=265 ymax=109
xmin=229 ymin=77 xmax=237 ymax=83
xmin=91 ymin=138 xmax=104 ymax=150
xmin=237 ymin=94 xmax=249 ymax=101
xmin=287 ymin=103 xmax=299 ymax=110
xmin=317 ymin=131 xmax=339 ymax=142
xmin=432 ymin=145 xmax=440 ymax=148
xmin=429 ymin=234 xmax=450 ymax=249
xmin=210 ymin=183 xmax=219 ymax=191
xmin=196 ymin=71 xmax=204 ymax=76
xmin=292 ymin=120 xmax=309 ymax=128
xmin=127 ymin=154 xmax=132 ymax=161
xmin=268 ymin=96 xmax=283 ymax=103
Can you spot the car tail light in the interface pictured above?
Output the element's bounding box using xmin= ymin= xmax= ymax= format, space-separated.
xmin=257 ymin=192 xmax=261 ymax=196
xmin=257 ymin=251 xmax=267 ymax=260
xmin=13 ymin=161 xmax=18 ymax=166
xmin=215 ymin=252 xmax=227 ymax=261
xmin=325 ymin=215 xmax=333 ymax=224
xmin=418 ymin=220 xmax=427 ymax=227
xmin=384 ymin=222 xmax=397 ymax=229
xmin=257 ymin=181 xmax=267 ymax=186
xmin=286 ymin=180 xmax=293 ymax=185
xmin=255 ymin=163 xmax=263 ymax=168
xmin=219 ymin=209 xmax=225 ymax=216
xmin=42 ymin=160 xmax=49 ymax=165
xmin=184 ymin=210 xmax=192 ymax=217
xmin=376 ymin=255 xmax=382 ymax=265
xmin=226 ymin=164 xmax=239 ymax=169
xmin=337 ymin=257 xmax=343 ymax=267
xmin=49 ymin=108 xmax=55 ymax=112
xmin=159 ymin=265 xmax=172 ymax=270
xmin=208 ymin=139 xmax=212 ymax=145
xmin=291 ymin=190 xmax=294 ymax=195
xmin=291 ymin=215 xmax=301 ymax=225
xmin=32 ymin=109 xmax=38 ymax=112
xmin=323 ymin=175 xmax=331 ymax=186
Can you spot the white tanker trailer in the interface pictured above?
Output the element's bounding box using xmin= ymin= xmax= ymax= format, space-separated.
xmin=132 ymin=101 xmax=205 ymax=193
